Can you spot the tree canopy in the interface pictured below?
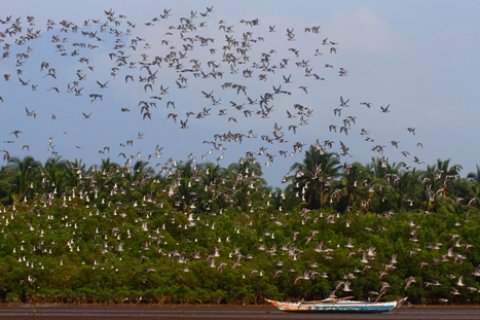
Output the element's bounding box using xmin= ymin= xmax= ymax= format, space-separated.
xmin=0 ymin=151 xmax=479 ymax=305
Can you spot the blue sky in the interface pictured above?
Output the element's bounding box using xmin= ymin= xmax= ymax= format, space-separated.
xmin=1 ymin=1 xmax=479 ymax=186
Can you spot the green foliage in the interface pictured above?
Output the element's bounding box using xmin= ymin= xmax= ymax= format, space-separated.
xmin=0 ymin=153 xmax=479 ymax=304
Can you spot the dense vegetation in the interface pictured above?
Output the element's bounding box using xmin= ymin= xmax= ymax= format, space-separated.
xmin=0 ymin=148 xmax=480 ymax=305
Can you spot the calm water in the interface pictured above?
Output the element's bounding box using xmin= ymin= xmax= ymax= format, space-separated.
xmin=0 ymin=305 xmax=480 ymax=320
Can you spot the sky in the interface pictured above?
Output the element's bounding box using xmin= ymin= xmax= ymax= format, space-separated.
xmin=1 ymin=1 xmax=479 ymax=187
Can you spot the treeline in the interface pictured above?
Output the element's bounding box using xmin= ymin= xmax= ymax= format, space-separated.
xmin=1 ymin=146 xmax=479 ymax=214
xmin=0 ymin=148 xmax=479 ymax=304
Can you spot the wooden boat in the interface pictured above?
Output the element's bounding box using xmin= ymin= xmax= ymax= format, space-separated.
xmin=265 ymin=296 xmax=406 ymax=313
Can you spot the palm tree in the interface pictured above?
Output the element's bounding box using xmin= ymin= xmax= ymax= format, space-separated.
xmin=422 ymin=159 xmax=462 ymax=210
xmin=392 ymin=170 xmax=423 ymax=211
xmin=287 ymin=147 xmax=341 ymax=209
xmin=85 ymin=158 xmax=123 ymax=204
xmin=43 ymin=157 xmax=69 ymax=194
xmin=7 ymin=156 xmax=42 ymax=203
xmin=123 ymin=160 xmax=155 ymax=200
xmin=424 ymin=159 xmax=462 ymax=188
xmin=338 ymin=162 xmax=372 ymax=212
xmin=225 ymin=156 xmax=268 ymax=211
xmin=466 ymin=165 xmax=480 ymax=207
xmin=0 ymin=165 xmax=16 ymax=204
xmin=168 ymin=159 xmax=197 ymax=211
xmin=195 ymin=162 xmax=227 ymax=212
xmin=366 ymin=157 xmax=406 ymax=212
xmin=435 ymin=159 xmax=462 ymax=176
xmin=64 ymin=159 xmax=86 ymax=191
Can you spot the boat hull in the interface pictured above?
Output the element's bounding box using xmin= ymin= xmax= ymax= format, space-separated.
xmin=265 ymin=298 xmax=404 ymax=313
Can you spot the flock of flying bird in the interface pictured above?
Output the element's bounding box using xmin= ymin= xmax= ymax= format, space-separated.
xmin=0 ymin=7 xmax=478 ymax=304
xmin=0 ymin=6 xmax=424 ymax=174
